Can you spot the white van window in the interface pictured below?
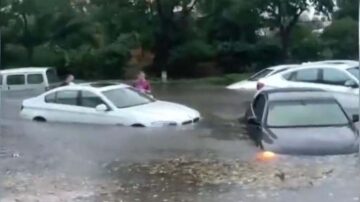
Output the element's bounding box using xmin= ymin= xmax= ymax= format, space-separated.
xmin=0 ymin=75 xmax=2 ymax=85
xmin=46 ymin=69 xmax=59 ymax=84
xmin=27 ymin=74 xmax=44 ymax=84
xmin=7 ymin=75 xmax=25 ymax=85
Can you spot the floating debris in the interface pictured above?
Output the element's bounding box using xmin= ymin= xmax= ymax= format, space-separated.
xmin=0 ymin=156 xmax=350 ymax=202
xmin=107 ymin=156 xmax=335 ymax=190
xmin=0 ymin=149 xmax=21 ymax=159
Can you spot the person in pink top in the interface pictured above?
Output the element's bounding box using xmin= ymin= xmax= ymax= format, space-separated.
xmin=133 ymin=71 xmax=151 ymax=94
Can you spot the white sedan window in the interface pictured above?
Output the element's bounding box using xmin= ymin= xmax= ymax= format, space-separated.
xmin=293 ymin=69 xmax=319 ymax=82
xmin=45 ymin=92 xmax=56 ymax=103
xmin=347 ymin=67 xmax=359 ymax=78
xmin=80 ymin=91 xmax=105 ymax=108
xmin=56 ymin=91 xmax=78 ymax=106
xmin=322 ymin=69 xmax=351 ymax=86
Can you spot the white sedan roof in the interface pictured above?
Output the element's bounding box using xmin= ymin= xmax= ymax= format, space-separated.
xmin=49 ymin=82 xmax=130 ymax=94
xmin=302 ymin=60 xmax=359 ymax=67
xmin=267 ymin=64 xmax=299 ymax=70
xmin=299 ymin=63 xmax=357 ymax=70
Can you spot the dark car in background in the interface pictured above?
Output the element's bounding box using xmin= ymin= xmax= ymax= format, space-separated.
xmin=245 ymin=88 xmax=359 ymax=155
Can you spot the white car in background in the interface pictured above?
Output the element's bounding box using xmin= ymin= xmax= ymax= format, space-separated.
xmin=0 ymin=67 xmax=60 ymax=91
xmin=20 ymin=82 xmax=201 ymax=127
xmin=226 ymin=64 xmax=299 ymax=91
xmin=257 ymin=62 xmax=360 ymax=114
xmin=303 ymin=60 xmax=359 ymax=66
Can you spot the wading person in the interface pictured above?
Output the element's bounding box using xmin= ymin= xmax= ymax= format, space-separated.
xmin=60 ymin=74 xmax=75 ymax=87
xmin=133 ymin=71 xmax=151 ymax=94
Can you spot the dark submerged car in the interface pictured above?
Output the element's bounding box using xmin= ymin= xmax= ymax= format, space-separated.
xmin=245 ymin=88 xmax=360 ymax=155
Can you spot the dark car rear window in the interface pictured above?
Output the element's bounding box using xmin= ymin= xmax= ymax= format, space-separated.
xmin=267 ymin=100 xmax=349 ymax=127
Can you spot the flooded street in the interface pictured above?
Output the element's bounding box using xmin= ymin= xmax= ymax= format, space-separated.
xmin=0 ymin=84 xmax=359 ymax=202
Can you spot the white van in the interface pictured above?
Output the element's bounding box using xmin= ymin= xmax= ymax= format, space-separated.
xmin=0 ymin=67 xmax=60 ymax=91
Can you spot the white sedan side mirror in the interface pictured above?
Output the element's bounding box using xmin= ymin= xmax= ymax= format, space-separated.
xmin=345 ymin=80 xmax=358 ymax=88
xmin=96 ymin=104 xmax=108 ymax=112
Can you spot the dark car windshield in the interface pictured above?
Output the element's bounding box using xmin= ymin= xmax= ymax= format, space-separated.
xmin=103 ymin=87 xmax=155 ymax=108
xmin=267 ymin=100 xmax=349 ymax=127
xmin=249 ymin=69 xmax=273 ymax=81
xmin=347 ymin=67 xmax=359 ymax=79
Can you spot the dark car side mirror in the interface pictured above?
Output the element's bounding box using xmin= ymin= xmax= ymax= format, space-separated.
xmin=247 ymin=116 xmax=260 ymax=125
xmin=352 ymin=114 xmax=359 ymax=123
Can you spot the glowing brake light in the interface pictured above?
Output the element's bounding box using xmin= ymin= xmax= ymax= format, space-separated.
xmin=256 ymin=151 xmax=277 ymax=161
xmin=256 ymin=82 xmax=265 ymax=90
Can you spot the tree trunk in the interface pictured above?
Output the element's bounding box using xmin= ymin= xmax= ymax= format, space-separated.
xmin=153 ymin=36 xmax=170 ymax=74
xmin=26 ymin=46 xmax=34 ymax=65
xmin=280 ymin=29 xmax=290 ymax=62
xmin=0 ymin=38 xmax=4 ymax=69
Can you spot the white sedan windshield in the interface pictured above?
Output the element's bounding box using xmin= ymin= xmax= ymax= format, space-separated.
xmin=347 ymin=67 xmax=359 ymax=79
xmin=103 ymin=88 xmax=155 ymax=108
xmin=267 ymin=100 xmax=349 ymax=127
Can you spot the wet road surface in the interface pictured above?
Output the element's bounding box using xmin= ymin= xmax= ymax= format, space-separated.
xmin=0 ymin=84 xmax=359 ymax=202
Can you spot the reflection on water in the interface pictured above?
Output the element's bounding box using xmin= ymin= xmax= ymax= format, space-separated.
xmin=0 ymin=85 xmax=359 ymax=202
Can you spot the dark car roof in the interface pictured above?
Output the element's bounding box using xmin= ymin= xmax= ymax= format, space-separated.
xmin=260 ymin=88 xmax=335 ymax=102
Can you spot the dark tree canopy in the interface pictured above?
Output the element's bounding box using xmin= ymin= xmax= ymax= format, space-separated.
xmin=0 ymin=0 xmax=356 ymax=78
xmin=256 ymin=0 xmax=334 ymax=59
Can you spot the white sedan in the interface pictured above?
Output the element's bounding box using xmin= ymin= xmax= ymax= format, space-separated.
xmin=257 ymin=62 xmax=359 ymax=115
xmin=226 ymin=64 xmax=299 ymax=91
xmin=20 ymin=82 xmax=201 ymax=127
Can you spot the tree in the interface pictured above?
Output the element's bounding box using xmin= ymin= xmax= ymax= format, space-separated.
xmin=335 ymin=0 xmax=357 ymax=20
xmin=9 ymin=0 xmax=93 ymax=64
xmin=198 ymin=0 xmax=261 ymax=72
xmin=290 ymin=25 xmax=323 ymax=61
xmin=91 ymin=0 xmax=152 ymax=44
xmin=151 ymin=0 xmax=199 ymax=74
xmin=199 ymin=0 xmax=260 ymax=43
xmin=0 ymin=0 xmax=13 ymax=67
xmin=322 ymin=17 xmax=358 ymax=59
xmin=256 ymin=0 xmax=334 ymax=60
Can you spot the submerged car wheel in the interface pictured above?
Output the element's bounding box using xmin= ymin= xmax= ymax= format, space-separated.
xmin=132 ymin=124 xmax=145 ymax=128
xmin=33 ymin=117 xmax=47 ymax=122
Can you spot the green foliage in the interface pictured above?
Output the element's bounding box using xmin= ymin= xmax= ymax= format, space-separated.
xmin=290 ymin=25 xmax=313 ymax=43
xmin=200 ymin=0 xmax=260 ymax=42
xmin=168 ymin=40 xmax=216 ymax=77
xmin=68 ymin=34 xmax=135 ymax=79
xmin=253 ymin=38 xmax=283 ymax=68
xmin=255 ymin=0 xmax=334 ymax=59
xmin=322 ymin=17 xmax=358 ymax=59
xmin=289 ymin=25 xmax=323 ymax=61
xmin=335 ymin=0 xmax=357 ymax=20
xmin=256 ymin=0 xmax=334 ymax=28
xmin=217 ymin=41 xmax=255 ymax=73
xmin=0 ymin=0 xmax=356 ymax=79
xmin=170 ymin=40 xmax=215 ymax=64
xmin=7 ymin=0 xmax=95 ymax=64
xmin=292 ymin=35 xmax=323 ymax=62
